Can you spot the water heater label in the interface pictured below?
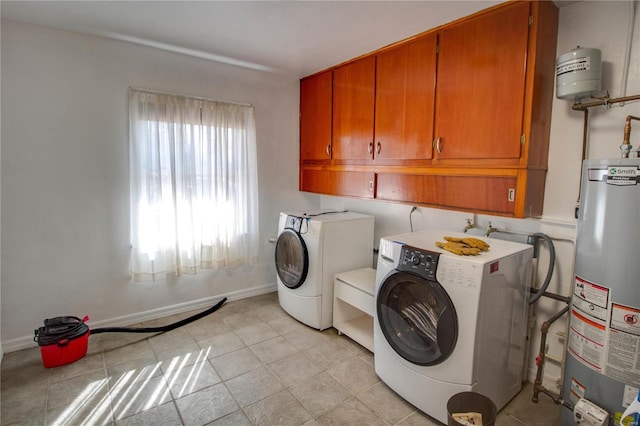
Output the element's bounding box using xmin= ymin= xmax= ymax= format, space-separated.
xmin=568 ymin=276 xmax=610 ymax=373
xmin=570 ymin=276 xmax=640 ymax=386
xmin=574 ymin=276 xmax=609 ymax=321
xmin=568 ymin=308 xmax=606 ymax=373
xmin=605 ymin=303 xmax=640 ymax=387
xmin=607 ymin=166 xmax=640 ymax=186
xmin=611 ymin=303 xmax=640 ymax=335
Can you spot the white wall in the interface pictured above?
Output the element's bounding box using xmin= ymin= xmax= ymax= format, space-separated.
xmin=0 ymin=19 xmax=318 ymax=351
xmin=321 ymin=0 xmax=640 ymax=390
xmin=1 ymin=2 xmax=638 ymax=390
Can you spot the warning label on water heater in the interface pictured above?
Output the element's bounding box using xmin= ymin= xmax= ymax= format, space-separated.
xmin=568 ymin=276 xmax=610 ymax=373
xmin=569 ymin=276 xmax=640 ymax=387
xmin=611 ymin=304 xmax=640 ymax=334
xmin=568 ymin=308 xmax=606 ymax=373
xmin=605 ymin=303 xmax=640 ymax=386
xmin=573 ymin=276 xmax=609 ymax=321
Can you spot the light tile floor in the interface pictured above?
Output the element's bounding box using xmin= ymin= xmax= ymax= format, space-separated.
xmin=1 ymin=292 xmax=562 ymax=425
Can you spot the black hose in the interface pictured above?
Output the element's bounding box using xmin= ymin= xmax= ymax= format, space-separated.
xmin=34 ymin=317 xmax=89 ymax=346
xmin=529 ymin=233 xmax=556 ymax=305
xmin=90 ymin=297 xmax=227 ymax=335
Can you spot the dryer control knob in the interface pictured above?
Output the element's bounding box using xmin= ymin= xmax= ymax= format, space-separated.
xmin=410 ymin=255 xmax=421 ymax=266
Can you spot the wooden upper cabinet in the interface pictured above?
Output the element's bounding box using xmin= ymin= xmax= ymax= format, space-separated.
xmin=434 ymin=1 xmax=531 ymax=162
xmin=298 ymin=1 xmax=558 ymax=218
xmin=332 ymin=56 xmax=376 ymax=161
xmin=375 ymin=33 xmax=437 ymax=163
xmin=300 ymin=70 xmax=332 ymax=162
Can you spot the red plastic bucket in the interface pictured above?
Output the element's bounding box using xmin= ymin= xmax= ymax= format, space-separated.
xmin=39 ymin=330 xmax=89 ymax=368
xmin=34 ymin=315 xmax=90 ymax=368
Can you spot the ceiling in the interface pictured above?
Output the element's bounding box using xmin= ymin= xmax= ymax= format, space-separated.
xmin=1 ymin=1 xmax=578 ymax=77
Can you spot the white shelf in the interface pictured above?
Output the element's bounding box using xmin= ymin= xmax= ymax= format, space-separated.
xmin=335 ymin=314 xmax=374 ymax=352
xmin=335 ymin=268 xmax=376 ymax=296
xmin=333 ymin=267 xmax=376 ymax=353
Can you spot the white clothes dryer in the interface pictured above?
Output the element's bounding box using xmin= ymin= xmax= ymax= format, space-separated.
xmin=275 ymin=211 xmax=374 ymax=330
xmin=374 ymin=230 xmax=533 ymax=424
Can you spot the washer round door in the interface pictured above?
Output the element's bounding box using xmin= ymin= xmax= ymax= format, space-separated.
xmin=275 ymin=229 xmax=309 ymax=289
xmin=377 ymin=271 xmax=458 ymax=366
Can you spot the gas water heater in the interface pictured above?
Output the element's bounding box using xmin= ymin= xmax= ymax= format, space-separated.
xmin=561 ymin=158 xmax=640 ymax=425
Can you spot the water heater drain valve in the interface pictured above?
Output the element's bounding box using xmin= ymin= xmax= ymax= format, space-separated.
xmin=574 ymin=398 xmax=609 ymax=426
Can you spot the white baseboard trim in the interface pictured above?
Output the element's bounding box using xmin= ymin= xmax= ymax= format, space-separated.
xmin=1 ymin=283 xmax=277 ymax=354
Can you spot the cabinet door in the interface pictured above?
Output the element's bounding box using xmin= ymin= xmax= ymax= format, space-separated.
xmin=375 ymin=33 xmax=437 ymax=163
xmin=300 ymin=168 xmax=376 ymax=199
xmin=435 ymin=1 xmax=530 ymax=161
xmin=333 ymin=56 xmax=376 ymax=161
xmin=376 ymin=173 xmax=517 ymax=215
xmin=300 ymin=71 xmax=332 ymax=162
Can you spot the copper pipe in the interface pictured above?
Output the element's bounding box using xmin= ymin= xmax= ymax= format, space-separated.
xmin=581 ymin=109 xmax=589 ymax=163
xmin=572 ymin=94 xmax=640 ymax=111
xmin=623 ymin=115 xmax=640 ymax=147
xmin=575 ymin=108 xmax=589 ymax=218
xmin=619 ymin=115 xmax=640 ymax=158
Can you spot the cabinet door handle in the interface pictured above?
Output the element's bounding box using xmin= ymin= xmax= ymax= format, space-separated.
xmin=368 ymin=142 xmax=373 ymax=155
xmin=326 ymin=144 xmax=331 ymax=157
xmin=376 ymin=141 xmax=381 ymax=155
xmin=369 ymin=180 xmax=374 ymax=191
xmin=433 ymin=137 xmax=442 ymax=154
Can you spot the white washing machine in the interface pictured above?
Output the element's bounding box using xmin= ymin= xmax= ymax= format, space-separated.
xmin=275 ymin=211 xmax=374 ymax=330
xmin=374 ymin=230 xmax=533 ymax=424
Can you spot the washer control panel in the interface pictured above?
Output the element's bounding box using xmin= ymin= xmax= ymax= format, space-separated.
xmin=397 ymin=245 xmax=439 ymax=281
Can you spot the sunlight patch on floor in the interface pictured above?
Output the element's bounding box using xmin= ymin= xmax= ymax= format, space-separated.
xmin=49 ymin=349 xmax=212 ymax=424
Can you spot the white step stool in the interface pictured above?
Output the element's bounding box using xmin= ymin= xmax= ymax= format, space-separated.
xmin=333 ymin=267 xmax=376 ymax=352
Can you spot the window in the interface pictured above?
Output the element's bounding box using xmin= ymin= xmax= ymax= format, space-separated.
xmin=129 ymin=89 xmax=259 ymax=281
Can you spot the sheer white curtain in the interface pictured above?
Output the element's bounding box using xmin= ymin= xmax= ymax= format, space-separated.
xmin=129 ymin=89 xmax=259 ymax=282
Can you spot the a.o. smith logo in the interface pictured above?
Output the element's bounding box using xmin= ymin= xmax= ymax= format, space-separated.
xmin=609 ymin=167 xmax=637 ymax=176
xmin=607 ymin=166 xmax=639 ymax=186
